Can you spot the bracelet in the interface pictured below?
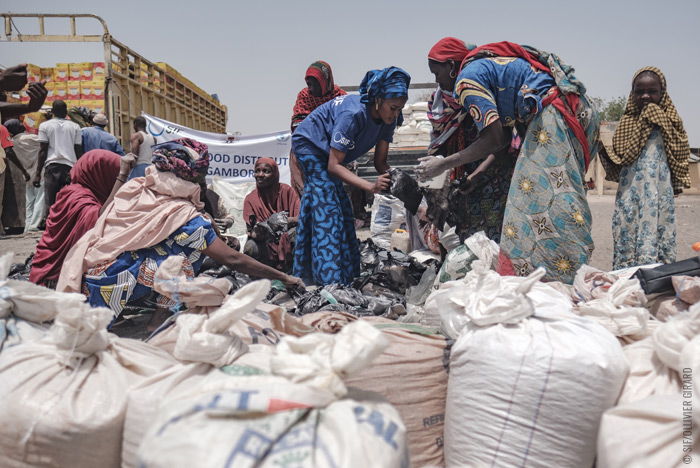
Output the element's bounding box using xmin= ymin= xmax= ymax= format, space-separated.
xmin=116 ymin=176 xmax=127 ymax=183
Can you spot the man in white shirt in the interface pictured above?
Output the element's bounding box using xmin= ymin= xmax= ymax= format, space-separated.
xmin=5 ymin=119 xmax=44 ymax=231
xmin=35 ymin=99 xmax=83 ymax=226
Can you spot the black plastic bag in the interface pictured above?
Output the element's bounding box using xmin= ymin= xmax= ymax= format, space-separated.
xmin=359 ymin=239 xmax=381 ymax=271
xmin=388 ymin=168 xmax=423 ymax=215
xmin=323 ymin=284 xmax=369 ymax=308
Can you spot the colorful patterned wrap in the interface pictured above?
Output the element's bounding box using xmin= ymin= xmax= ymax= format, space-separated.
xmin=454 ymin=42 xmax=599 ymax=284
xmin=151 ymin=138 xmax=210 ymax=184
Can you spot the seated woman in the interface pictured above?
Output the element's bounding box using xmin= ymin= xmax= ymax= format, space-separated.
xmin=29 ymin=150 xmax=134 ymax=287
xmin=243 ymin=158 xmax=299 ymax=272
xmin=57 ymin=138 xmax=304 ymax=330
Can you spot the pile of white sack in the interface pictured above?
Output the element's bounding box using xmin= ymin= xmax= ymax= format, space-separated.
xmin=391 ymin=101 xmax=432 ymax=148
xmin=2 ymin=234 xmax=700 ymax=468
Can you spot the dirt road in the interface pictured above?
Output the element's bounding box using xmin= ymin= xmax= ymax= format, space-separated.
xmin=2 ymin=194 xmax=699 ymax=273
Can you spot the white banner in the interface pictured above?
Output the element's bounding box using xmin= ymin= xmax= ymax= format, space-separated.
xmin=143 ymin=113 xmax=291 ymax=184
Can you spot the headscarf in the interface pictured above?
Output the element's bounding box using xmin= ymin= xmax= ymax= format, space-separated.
xmin=428 ymin=37 xmax=476 ymax=63
xmin=151 ymin=137 xmax=210 ymax=184
xmin=57 ymin=164 xmax=204 ymax=293
xmin=358 ymin=66 xmax=411 ymax=104
xmin=427 ymin=38 xmax=477 ymax=154
xmin=291 ymin=61 xmax=347 ymax=132
xmin=30 ymin=150 xmax=121 ymax=286
xmin=243 ymin=158 xmax=300 ymax=266
xmin=607 ymin=66 xmax=690 ymax=193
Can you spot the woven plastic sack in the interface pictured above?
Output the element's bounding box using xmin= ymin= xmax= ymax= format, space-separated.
xmin=137 ymin=321 xmax=410 ymax=468
xmin=0 ymin=252 xmax=86 ymax=352
xmin=121 ymin=279 xmax=270 ymax=468
xmin=598 ymin=303 xmax=700 ymax=468
xmin=0 ymin=302 xmax=177 ymax=468
xmin=433 ymin=230 xmax=498 ymax=287
xmin=441 ymin=262 xmax=628 ymax=468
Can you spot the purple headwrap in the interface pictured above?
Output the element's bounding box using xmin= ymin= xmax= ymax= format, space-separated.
xmin=151 ymin=138 xmax=210 ymax=184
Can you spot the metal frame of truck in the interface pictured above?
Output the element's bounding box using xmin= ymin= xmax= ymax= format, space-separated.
xmin=1 ymin=13 xmax=227 ymax=147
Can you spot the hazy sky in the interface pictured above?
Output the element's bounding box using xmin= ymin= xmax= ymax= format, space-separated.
xmin=3 ymin=0 xmax=699 ymax=145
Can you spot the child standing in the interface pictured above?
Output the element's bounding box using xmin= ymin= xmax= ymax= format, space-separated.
xmin=601 ymin=66 xmax=691 ymax=270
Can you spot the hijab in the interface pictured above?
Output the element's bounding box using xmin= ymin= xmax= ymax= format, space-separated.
xmin=610 ymin=66 xmax=690 ymax=193
xmin=291 ymin=61 xmax=347 ymax=132
xmin=30 ymin=150 xmax=121 ymax=285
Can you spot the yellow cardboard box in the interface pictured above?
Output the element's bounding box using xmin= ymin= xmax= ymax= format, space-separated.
xmin=54 ymin=63 xmax=70 ymax=82
xmin=69 ymin=63 xmax=83 ymax=81
xmin=66 ymin=81 xmax=81 ymax=100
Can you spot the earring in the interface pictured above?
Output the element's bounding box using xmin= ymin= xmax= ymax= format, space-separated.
xmin=449 ymin=69 xmax=457 ymax=79
xmin=375 ymin=101 xmax=379 ymax=110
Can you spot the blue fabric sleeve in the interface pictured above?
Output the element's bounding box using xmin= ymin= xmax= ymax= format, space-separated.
xmin=455 ymin=63 xmax=500 ymax=132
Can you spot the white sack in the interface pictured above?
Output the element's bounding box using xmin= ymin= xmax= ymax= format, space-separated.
xmin=122 ymin=280 xmax=269 ymax=468
xmin=0 ymin=252 xmax=86 ymax=352
xmin=598 ymin=304 xmax=700 ymax=468
xmin=620 ymin=303 xmax=700 ymax=404
xmin=138 ymin=321 xmax=410 ymax=468
xmin=370 ymin=194 xmax=406 ymax=249
xmin=210 ymin=178 xmax=257 ymax=237
xmin=0 ymin=303 xmax=177 ymax=468
xmin=442 ymin=263 xmax=628 ymax=468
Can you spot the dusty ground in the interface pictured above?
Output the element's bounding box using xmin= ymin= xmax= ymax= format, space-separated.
xmin=3 ymin=194 xmax=699 ymax=273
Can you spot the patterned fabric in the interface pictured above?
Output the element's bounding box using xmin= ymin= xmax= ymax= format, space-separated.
xmin=151 ymin=138 xmax=210 ymax=184
xmin=292 ymin=153 xmax=359 ymax=286
xmin=427 ymin=87 xmax=471 ymax=155
xmin=455 ymin=57 xmax=556 ymax=132
xmin=612 ymin=129 xmax=676 ymax=269
xmin=603 ymin=67 xmax=690 ymax=194
xmin=358 ymin=66 xmax=410 ymax=108
xmin=459 ymin=42 xmax=595 ymax=169
xmin=291 ymin=61 xmax=347 ymax=132
xmin=434 ymin=117 xmax=516 ymax=243
xmin=83 ymin=215 xmax=216 ymax=317
xmin=500 ymin=102 xmax=598 ymax=284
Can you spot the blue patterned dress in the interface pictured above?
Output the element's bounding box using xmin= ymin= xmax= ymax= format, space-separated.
xmin=82 ymin=215 xmax=217 ymax=318
xmin=612 ymin=128 xmax=676 ymax=269
xmin=455 ymin=57 xmax=599 ymax=284
xmin=292 ymin=95 xmax=396 ymax=285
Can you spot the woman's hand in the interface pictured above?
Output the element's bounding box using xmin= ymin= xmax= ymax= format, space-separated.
xmin=414 ymin=156 xmax=446 ymax=181
xmin=214 ymin=217 xmax=234 ymax=231
xmin=371 ymin=172 xmax=391 ymax=194
xmin=282 ymin=275 xmax=306 ymax=293
xmin=120 ymin=153 xmax=137 ymax=178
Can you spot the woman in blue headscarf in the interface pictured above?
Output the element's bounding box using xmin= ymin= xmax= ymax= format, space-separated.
xmin=291 ymin=66 xmax=410 ymax=286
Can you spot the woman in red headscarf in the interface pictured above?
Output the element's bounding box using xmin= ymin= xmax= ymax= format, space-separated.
xmin=289 ymin=61 xmax=346 ymax=197
xmin=30 ymin=149 xmax=135 ymax=287
xmin=421 ymin=37 xmax=518 ymax=246
xmin=243 ymin=157 xmax=300 ymax=272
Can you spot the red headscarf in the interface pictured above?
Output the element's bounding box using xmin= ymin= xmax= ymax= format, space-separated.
xmin=291 ymin=61 xmax=346 ymax=132
xmin=428 ymin=37 xmax=476 ymax=63
xmin=30 ymin=150 xmax=122 ymax=285
xmin=243 ymin=158 xmax=300 ymax=266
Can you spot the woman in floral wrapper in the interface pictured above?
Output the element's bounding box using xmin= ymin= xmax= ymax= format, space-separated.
xmin=416 ymin=40 xmax=599 ymax=284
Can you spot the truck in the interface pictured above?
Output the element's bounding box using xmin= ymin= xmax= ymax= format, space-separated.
xmin=1 ymin=13 xmax=227 ymax=147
